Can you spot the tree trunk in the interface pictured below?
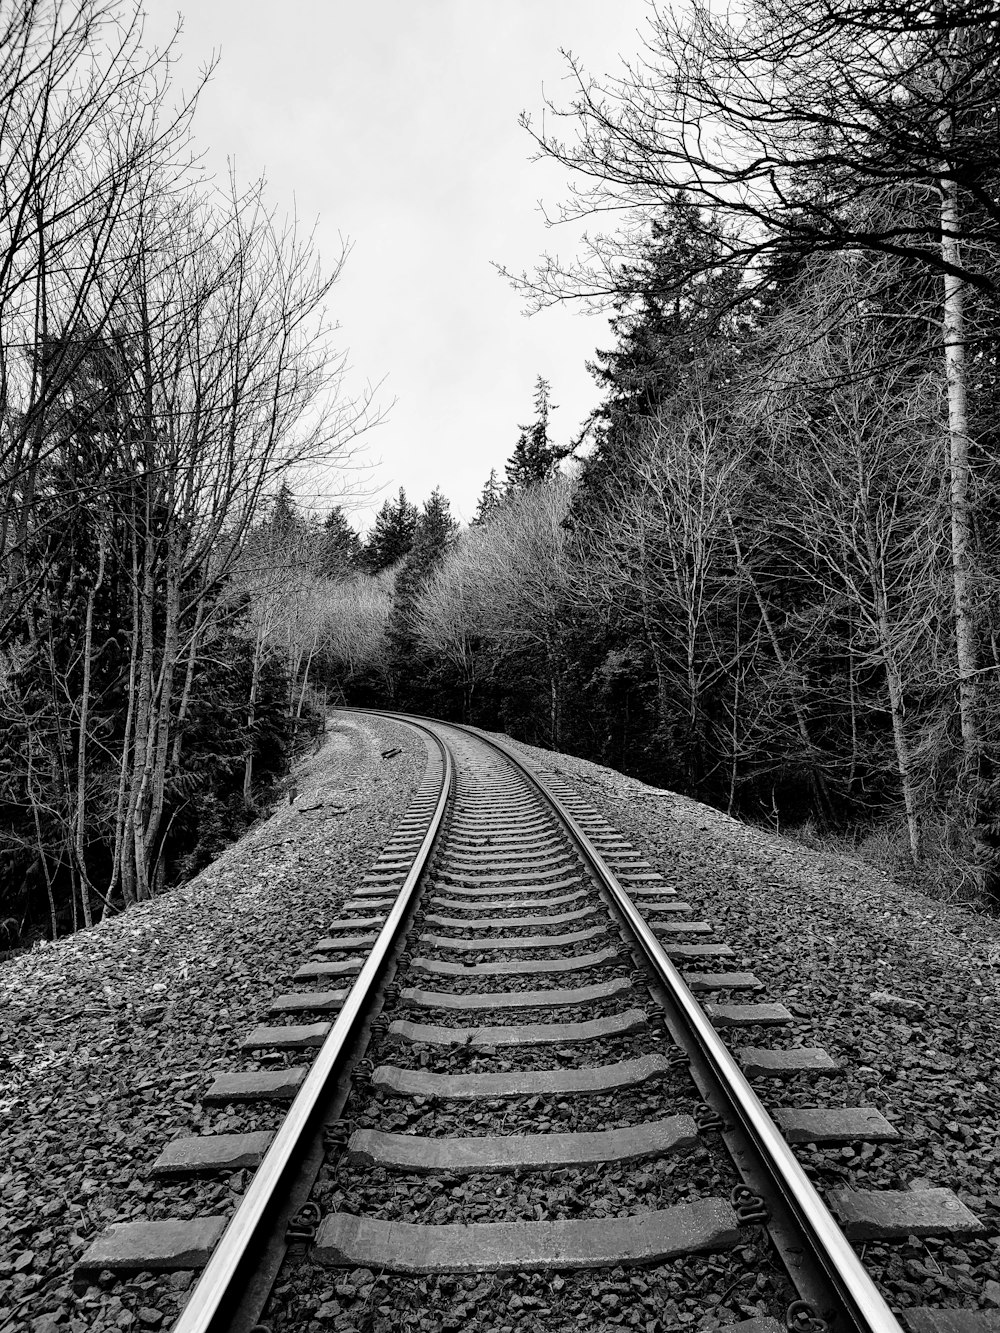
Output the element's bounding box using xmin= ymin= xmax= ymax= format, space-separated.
xmin=940 ymin=175 xmax=978 ymax=771
xmin=847 ymin=609 xmax=859 ymax=792
xmin=126 ymin=531 xmax=157 ymax=902
xmin=171 ymin=600 xmax=206 ymax=770
xmin=295 ymin=644 xmax=317 ymax=720
xmin=862 ymin=516 xmax=922 ymax=865
xmin=883 ymin=650 xmax=923 ymax=867
xmin=244 ymin=635 xmax=265 ymax=809
xmin=28 ymin=747 xmax=59 ymax=940
xmin=108 ymin=515 xmax=142 ymax=910
xmin=728 ymin=587 xmax=742 ymax=816
xmin=73 ymin=532 xmax=106 ymax=928
xmin=141 ymin=542 xmax=182 ymax=885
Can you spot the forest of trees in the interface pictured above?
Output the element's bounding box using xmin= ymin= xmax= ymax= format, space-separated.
xmin=7 ymin=0 xmax=1000 ymax=946
xmin=310 ymin=1 xmax=1000 ymax=903
xmin=0 ymin=2 xmax=374 ymax=946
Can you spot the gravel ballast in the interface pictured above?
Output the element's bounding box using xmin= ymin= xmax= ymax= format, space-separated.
xmin=0 ymin=714 xmax=425 ymax=1333
xmin=264 ymin=722 xmax=798 ymax=1333
xmin=488 ymin=727 xmax=1000 ymax=1320
xmin=8 ymin=713 xmax=1000 ymax=1332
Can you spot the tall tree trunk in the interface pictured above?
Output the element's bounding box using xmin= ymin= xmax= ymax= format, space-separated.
xmin=940 ymin=174 xmax=978 ymax=771
xmin=27 ymin=746 xmax=59 ymax=940
xmin=847 ymin=608 xmax=859 ymax=792
xmin=550 ymin=670 xmax=560 ymax=749
xmin=863 ymin=518 xmax=922 ymax=865
xmin=295 ymin=645 xmax=317 ymax=720
xmin=126 ymin=475 xmax=157 ymax=902
xmin=141 ymin=545 xmax=182 ymax=887
xmin=883 ymin=648 xmax=923 ymax=867
xmin=73 ymin=532 xmax=106 ymax=928
xmin=728 ymin=587 xmax=742 ymax=816
xmin=109 ymin=514 xmax=142 ymax=910
xmin=244 ymin=634 xmax=265 ymax=809
xmin=171 ymin=600 xmax=206 ymax=769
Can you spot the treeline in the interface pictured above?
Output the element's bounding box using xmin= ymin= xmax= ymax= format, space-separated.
xmin=316 ymin=0 xmax=1000 ymax=899
xmin=0 ymin=3 xmax=369 ymax=944
xmin=322 ymin=256 xmax=999 ymax=895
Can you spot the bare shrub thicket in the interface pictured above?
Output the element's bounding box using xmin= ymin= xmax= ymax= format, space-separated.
xmin=0 ymin=3 xmax=370 ymax=937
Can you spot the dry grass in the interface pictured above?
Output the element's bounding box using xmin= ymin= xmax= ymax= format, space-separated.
xmin=780 ymin=815 xmax=999 ymax=914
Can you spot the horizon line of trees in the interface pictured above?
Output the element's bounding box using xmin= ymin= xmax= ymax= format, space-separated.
xmin=310 ymin=0 xmax=1000 ymax=901
xmin=10 ymin=0 xmax=1000 ymax=943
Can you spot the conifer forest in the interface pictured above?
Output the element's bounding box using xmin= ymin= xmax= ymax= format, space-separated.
xmin=4 ymin=0 xmax=1000 ymax=947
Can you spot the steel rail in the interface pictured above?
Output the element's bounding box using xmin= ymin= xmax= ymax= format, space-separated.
xmin=456 ymin=720 xmax=905 ymax=1333
xmin=172 ymin=719 xmax=453 ymax=1333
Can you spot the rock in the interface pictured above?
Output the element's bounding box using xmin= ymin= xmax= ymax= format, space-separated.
xmin=30 ymin=1315 xmax=64 ymax=1333
xmin=984 ymin=1279 xmax=1000 ymax=1306
xmin=869 ymin=990 xmax=925 ymax=1018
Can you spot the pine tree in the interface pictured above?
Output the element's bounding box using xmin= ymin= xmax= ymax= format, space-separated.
xmin=317 ymin=505 xmax=361 ymax=579
xmin=473 ymin=469 xmax=504 ymax=525
xmin=270 ymin=482 xmax=301 ymax=538
xmin=387 ymin=488 xmax=458 ymax=697
xmin=505 ymin=376 xmax=560 ymax=491
xmin=578 ymin=213 xmax=744 ymax=512
xmin=362 ymin=488 xmax=418 ymax=573
xmin=412 ymin=488 xmax=458 ymax=569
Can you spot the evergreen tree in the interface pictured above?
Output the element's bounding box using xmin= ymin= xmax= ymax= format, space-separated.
xmin=409 ymin=488 xmax=458 ymax=576
xmin=362 ymin=487 xmax=418 ymax=573
xmin=317 ymin=505 xmax=362 ymax=579
xmin=571 ymin=211 xmax=746 ymax=532
xmin=387 ymin=488 xmax=458 ymax=700
xmin=505 ymin=376 xmax=560 ymax=490
xmin=589 ymin=216 xmax=736 ymax=429
xmin=473 ymin=469 xmax=504 ymax=525
xmin=270 ymin=482 xmax=301 ymax=538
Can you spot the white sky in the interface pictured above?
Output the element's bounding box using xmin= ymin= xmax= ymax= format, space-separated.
xmin=149 ymin=0 xmax=652 ymax=527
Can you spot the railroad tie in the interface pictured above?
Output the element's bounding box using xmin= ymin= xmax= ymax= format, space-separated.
xmin=409 ymin=946 xmax=623 ymax=977
xmin=387 ymin=1008 xmax=649 ymax=1047
xmin=372 ymin=1051 xmax=676 ymax=1099
xmin=419 ymin=924 xmax=608 ymax=951
xmin=422 ymin=906 xmax=597 ymax=929
xmin=399 ymin=976 xmax=633 ymax=1010
xmin=311 ymin=1203 xmax=742 ymax=1274
xmin=428 ymin=888 xmax=589 ymax=911
xmin=343 ymin=1115 xmax=699 ymax=1173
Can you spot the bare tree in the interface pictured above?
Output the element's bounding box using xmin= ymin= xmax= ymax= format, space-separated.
xmin=573 ymin=393 xmax=745 ymax=782
xmin=748 ymin=251 xmax=953 ymax=866
xmin=322 ymin=571 xmax=394 ymax=696
xmin=0 ymin=1 xmax=204 ymax=627
xmin=512 ymin=0 xmax=1000 ymax=787
xmin=103 ymin=175 xmax=364 ymax=902
xmin=416 ymin=527 xmax=493 ymax=720
xmin=413 ymin=482 xmax=574 ymax=745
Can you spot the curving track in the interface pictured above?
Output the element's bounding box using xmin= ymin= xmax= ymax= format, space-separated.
xmin=76 ymin=711 xmax=996 ymax=1333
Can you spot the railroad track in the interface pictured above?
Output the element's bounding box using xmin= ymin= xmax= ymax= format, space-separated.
xmin=75 ymin=712 xmax=996 ymax=1333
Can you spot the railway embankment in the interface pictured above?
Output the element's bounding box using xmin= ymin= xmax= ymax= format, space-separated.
xmin=0 ymin=713 xmax=422 ymax=1333
xmin=496 ymin=731 xmax=1000 ymax=1314
xmin=2 ymin=715 xmax=999 ymax=1332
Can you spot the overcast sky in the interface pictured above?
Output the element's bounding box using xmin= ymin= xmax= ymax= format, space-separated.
xmin=150 ymin=0 xmax=651 ymax=527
